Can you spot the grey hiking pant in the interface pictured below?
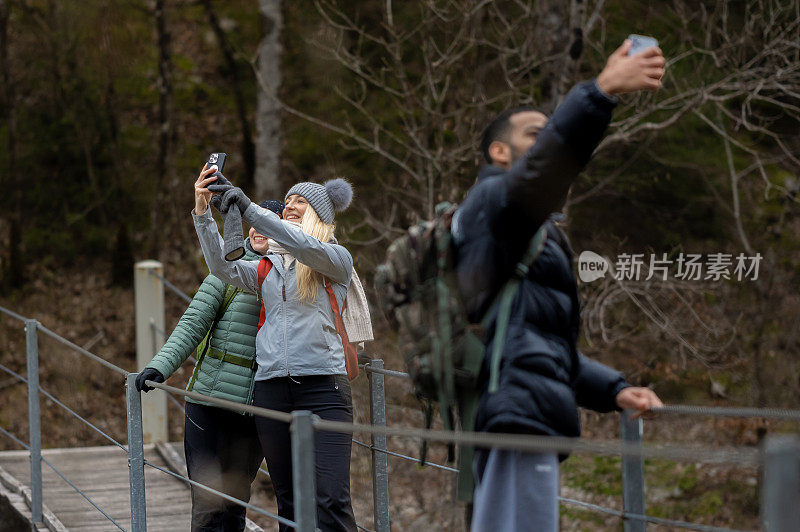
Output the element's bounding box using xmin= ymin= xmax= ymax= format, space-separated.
xmin=472 ymin=448 xmax=559 ymax=532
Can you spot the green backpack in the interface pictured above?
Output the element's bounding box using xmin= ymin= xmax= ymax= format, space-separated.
xmin=187 ymin=283 xmax=242 ymax=391
xmin=375 ymin=202 xmax=546 ymax=501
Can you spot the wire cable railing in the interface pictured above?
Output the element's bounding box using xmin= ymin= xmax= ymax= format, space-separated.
xmin=361 ymin=362 xmax=800 ymax=423
xmin=557 ymin=496 xmax=749 ymax=532
xmin=0 ymin=425 xmax=29 ymax=450
xmin=2 ymin=293 xmax=798 ymax=532
xmin=0 ymin=304 xmax=29 ymax=322
xmin=358 ymin=363 xmax=411 ymax=380
xmin=147 ymin=269 xmax=192 ymax=304
xmin=654 ymin=404 xmax=800 ymax=421
xmin=36 ymin=322 xmax=129 ymax=376
xmin=351 ymin=438 xmax=459 ymax=473
xmin=41 ymin=454 xmax=129 ymax=531
xmin=0 ymin=361 xmax=129 ymax=453
xmin=0 ymin=422 xmax=128 ymax=531
xmin=141 ymin=459 xmax=294 ymax=528
xmin=166 ymin=392 xmax=186 ymax=413
xmin=141 ymin=379 xmax=761 ymax=464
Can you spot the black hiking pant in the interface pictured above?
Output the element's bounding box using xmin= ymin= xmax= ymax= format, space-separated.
xmin=184 ymin=402 xmax=264 ymax=532
xmin=253 ymin=375 xmax=356 ymax=532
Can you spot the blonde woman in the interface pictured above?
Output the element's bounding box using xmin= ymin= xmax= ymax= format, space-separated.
xmin=193 ymin=167 xmax=357 ymax=532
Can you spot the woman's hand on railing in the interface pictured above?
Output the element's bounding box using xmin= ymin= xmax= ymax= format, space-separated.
xmin=135 ymin=368 xmax=165 ymax=393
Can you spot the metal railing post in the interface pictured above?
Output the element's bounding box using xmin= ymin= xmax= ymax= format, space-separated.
xmin=25 ymin=319 xmax=43 ymax=527
xmin=126 ymin=373 xmax=147 ymax=532
xmin=291 ymin=410 xmax=317 ymax=532
xmin=761 ymin=435 xmax=800 ymax=531
xmin=621 ymin=411 xmax=646 ymax=532
xmin=369 ymin=360 xmax=390 ymax=532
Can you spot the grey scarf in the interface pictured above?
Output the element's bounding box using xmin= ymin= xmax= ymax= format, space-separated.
xmin=266 ymin=222 xmax=374 ymax=344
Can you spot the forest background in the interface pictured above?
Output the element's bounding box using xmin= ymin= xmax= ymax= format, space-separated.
xmin=0 ymin=0 xmax=799 ymax=530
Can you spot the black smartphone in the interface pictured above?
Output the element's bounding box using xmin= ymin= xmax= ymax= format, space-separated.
xmin=205 ymin=152 xmax=226 ymax=177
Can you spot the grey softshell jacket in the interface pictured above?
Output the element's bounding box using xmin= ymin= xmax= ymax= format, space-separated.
xmin=193 ymin=203 xmax=354 ymax=380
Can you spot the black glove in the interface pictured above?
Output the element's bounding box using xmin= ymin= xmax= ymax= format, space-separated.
xmin=208 ymin=173 xmax=232 ymax=211
xmin=211 ymin=172 xmax=231 ymax=187
xmin=208 ymin=185 xmax=252 ymax=215
xmin=135 ymin=368 xmax=165 ymax=393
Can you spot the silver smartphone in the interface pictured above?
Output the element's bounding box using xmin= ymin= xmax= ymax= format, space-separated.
xmin=628 ymin=34 xmax=658 ymax=56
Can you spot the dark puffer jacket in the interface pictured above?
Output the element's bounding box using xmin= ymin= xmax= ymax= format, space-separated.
xmin=453 ymin=80 xmax=629 ymax=438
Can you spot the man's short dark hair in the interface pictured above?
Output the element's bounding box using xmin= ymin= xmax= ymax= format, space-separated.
xmin=480 ymin=106 xmax=547 ymax=164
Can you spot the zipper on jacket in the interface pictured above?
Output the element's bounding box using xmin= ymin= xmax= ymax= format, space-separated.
xmin=283 ymin=281 xmax=289 ymax=375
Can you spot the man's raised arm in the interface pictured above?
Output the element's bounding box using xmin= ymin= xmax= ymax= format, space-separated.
xmin=502 ymin=41 xmax=665 ymax=232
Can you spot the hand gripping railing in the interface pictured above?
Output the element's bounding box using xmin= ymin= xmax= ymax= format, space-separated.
xmin=3 ymin=300 xmax=800 ymax=532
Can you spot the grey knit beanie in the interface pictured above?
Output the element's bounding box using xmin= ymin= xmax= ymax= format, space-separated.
xmin=285 ymin=178 xmax=353 ymax=224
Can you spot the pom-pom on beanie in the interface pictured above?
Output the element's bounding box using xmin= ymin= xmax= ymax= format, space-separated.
xmin=285 ymin=178 xmax=353 ymax=224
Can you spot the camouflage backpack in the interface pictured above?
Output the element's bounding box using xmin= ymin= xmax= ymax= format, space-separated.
xmin=375 ymin=202 xmax=547 ymax=502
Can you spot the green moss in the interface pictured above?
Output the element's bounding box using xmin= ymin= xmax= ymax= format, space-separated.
xmin=562 ymin=455 xmax=623 ymax=497
xmin=689 ymin=491 xmax=724 ymax=519
xmin=559 ymin=505 xmax=613 ymax=530
xmin=676 ymin=464 xmax=699 ymax=492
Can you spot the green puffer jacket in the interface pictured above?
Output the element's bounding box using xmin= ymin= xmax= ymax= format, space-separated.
xmin=145 ymin=245 xmax=261 ymax=410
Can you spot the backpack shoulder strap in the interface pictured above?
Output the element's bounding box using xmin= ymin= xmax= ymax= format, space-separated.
xmin=324 ymin=280 xmax=359 ymax=380
xmin=187 ymin=282 xmax=242 ymax=391
xmin=257 ymin=257 xmax=273 ymax=328
xmin=220 ymin=283 xmax=240 ymax=313
xmin=209 ymin=283 xmax=241 ymax=339
xmin=484 ymin=224 xmax=548 ymax=393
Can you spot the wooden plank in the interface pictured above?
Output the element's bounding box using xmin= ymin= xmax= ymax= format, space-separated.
xmin=0 ymin=466 xmax=68 ymax=532
xmin=0 ymin=443 xmax=192 ymax=530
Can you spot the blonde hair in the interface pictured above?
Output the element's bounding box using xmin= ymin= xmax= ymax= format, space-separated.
xmin=296 ymin=205 xmax=336 ymax=302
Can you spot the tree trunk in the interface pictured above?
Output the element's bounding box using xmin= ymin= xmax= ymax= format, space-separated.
xmin=254 ymin=0 xmax=282 ymax=200
xmin=551 ymin=0 xmax=586 ymax=108
xmin=533 ymin=0 xmax=574 ymax=112
xmin=202 ymin=0 xmax=255 ymax=190
xmin=0 ymin=0 xmax=23 ymax=289
xmin=150 ymin=0 xmax=173 ymax=259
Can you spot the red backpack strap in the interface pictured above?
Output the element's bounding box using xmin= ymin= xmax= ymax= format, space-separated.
xmin=324 ymin=280 xmax=359 ymax=380
xmin=257 ymin=257 xmax=273 ymax=328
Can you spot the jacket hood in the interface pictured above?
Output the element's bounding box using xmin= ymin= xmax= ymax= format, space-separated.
xmin=477 ymin=165 xmax=505 ymax=182
xmin=243 ymin=237 xmax=263 ymax=260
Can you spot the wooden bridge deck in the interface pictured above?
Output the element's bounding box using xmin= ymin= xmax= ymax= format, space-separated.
xmin=0 ymin=443 xmax=193 ymax=531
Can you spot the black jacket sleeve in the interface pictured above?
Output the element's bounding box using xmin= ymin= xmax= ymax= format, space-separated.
xmin=494 ymin=80 xmax=617 ymax=238
xmin=573 ymin=352 xmax=630 ymax=413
